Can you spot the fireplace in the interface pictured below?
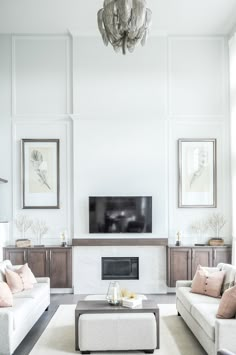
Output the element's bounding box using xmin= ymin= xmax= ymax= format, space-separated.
xmin=101 ymin=257 xmax=139 ymax=280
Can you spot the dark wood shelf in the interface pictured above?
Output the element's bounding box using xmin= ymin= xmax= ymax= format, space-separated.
xmin=72 ymin=238 xmax=168 ymax=246
xmin=5 ymin=245 xmax=72 ymax=249
xmin=0 ymin=178 xmax=8 ymax=183
xmin=168 ymin=244 xmax=232 ymax=248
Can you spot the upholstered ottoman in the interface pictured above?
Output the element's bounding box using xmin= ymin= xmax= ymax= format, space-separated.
xmin=75 ymin=296 xmax=159 ymax=354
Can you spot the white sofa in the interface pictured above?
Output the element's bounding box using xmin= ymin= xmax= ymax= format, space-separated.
xmin=0 ymin=260 xmax=50 ymax=355
xmin=176 ymin=263 xmax=236 ymax=355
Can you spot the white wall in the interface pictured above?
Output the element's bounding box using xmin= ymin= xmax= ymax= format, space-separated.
xmin=0 ymin=36 xmax=12 ymax=222
xmin=229 ymin=34 xmax=236 ymax=264
xmin=73 ymin=36 xmax=231 ymax=243
xmin=0 ymin=35 xmax=73 ymax=245
xmin=0 ymin=34 xmax=231 ymax=246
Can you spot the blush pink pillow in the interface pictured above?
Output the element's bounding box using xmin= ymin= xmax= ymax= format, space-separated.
xmin=8 ymin=263 xmax=37 ymax=284
xmin=191 ymin=266 xmax=225 ymax=298
xmin=217 ymin=285 xmax=236 ymax=318
xmin=5 ymin=269 xmax=24 ymax=294
xmin=15 ymin=264 xmax=36 ymax=288
xmin=0 ymin=282 xmax=13 ymax=307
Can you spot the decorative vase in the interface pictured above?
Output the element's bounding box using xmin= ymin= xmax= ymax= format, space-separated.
xmin=106 ymin=281 xmax=121 ymax=305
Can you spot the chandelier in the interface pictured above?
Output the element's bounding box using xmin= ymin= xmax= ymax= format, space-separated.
xmin=97 ymin=0 xmax=152 ymax=55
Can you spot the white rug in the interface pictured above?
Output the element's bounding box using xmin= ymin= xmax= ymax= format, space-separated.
xmin=29 ymin=304 xmax=206 ymax=355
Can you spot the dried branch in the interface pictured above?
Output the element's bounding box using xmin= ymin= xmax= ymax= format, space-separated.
xmin=190 ymin=220 xmax=208 ymax=235
xmin=15 ymin=215 xmax=33 ymax=236
xmin=206 ymin=213 xmax=226 ymax=239
xmin=31 ymin=220 xmax=49 ymax=239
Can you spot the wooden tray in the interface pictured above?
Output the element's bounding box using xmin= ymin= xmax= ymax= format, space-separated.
xmin=208 ymin=239 xmax=224 ymax=246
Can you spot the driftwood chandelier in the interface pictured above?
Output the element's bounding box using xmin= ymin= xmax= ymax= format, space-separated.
xmin=97 ymin=0 xmax=152 ymax=55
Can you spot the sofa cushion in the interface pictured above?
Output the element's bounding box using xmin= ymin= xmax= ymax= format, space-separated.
xmin=217 ymin=264 xmax=236 ymax=293
xmin=13 ymin=282 xmax=49 ymax=301
xmin=177 ymin=286 xmax=220 ymax=313
xmin=7 ymin=298 xmax=35 ymax=330
xmin=191 ymin=303 xmax=218 ymax=341
xmin=217 ymin=285 xmax=236 ymax=319
xmin=191 ymin=266 xmax=225 ymax=298
xmin=0 ymin=260 xmax=12 ymax=282
xmin=14 ymin=264 xmax=36 ymax=288
xmin=0 ymin=282 xmax=13 ymax=307
xmin=5 ymin=269 xmax=24 ymax=294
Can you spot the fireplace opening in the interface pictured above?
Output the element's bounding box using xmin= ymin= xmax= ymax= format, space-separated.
xmin=101 ymin=257 xmax=139 ymax=280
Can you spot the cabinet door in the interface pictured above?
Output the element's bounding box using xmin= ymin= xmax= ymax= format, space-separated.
xmin=4 ymin=248 xmax=27 ymax=265
xmin=49 ymin=248 xmax=72 ymax=288
xmin=213 ymin=247 xmax=232 ymax=266
xmin=27 ymin=248 xmax=49 ymax=277
xmin=191 ymin=248 xmax=213 ymax=278
xmin=167 ymin=248 xmax=191 ymax=287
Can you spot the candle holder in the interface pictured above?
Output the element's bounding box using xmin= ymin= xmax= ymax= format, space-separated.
xmin=106 ymin=281 xmax=121 ymax=306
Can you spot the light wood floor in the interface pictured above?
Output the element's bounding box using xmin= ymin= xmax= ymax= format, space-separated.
xmin=13 ymin=293 xmax=176 ymax=355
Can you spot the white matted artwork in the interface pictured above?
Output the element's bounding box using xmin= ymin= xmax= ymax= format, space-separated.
xmin=22 ymin=139 xmax=60 ymax=209
xmin=178 ymin=139 xmax=216 ymax=208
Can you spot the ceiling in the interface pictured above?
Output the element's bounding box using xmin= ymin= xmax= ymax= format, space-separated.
xmin=0 ymin=0 xmax=236 ymax=36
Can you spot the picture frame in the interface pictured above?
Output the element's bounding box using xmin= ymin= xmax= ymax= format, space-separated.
xmin=178 ymin=139 xmax=217 ymax=208
xmin=22 ymin=139 xmax=60 ymax=209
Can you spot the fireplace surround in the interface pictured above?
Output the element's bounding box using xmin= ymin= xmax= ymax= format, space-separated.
xmin=101 ymin=257 xmax=139 ymax=280
xmin=73 ymin=244 xmax=167 ymax=294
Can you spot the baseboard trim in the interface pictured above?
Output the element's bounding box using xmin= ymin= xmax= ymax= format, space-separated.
xmin=50 ymin=288 xmax=73 ymax=294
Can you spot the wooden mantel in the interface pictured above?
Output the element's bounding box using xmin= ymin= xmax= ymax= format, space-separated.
xmin=72 ymin=238 xmax=168 ymax=247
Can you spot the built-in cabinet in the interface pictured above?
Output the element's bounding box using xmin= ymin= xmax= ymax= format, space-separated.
xmin=166 ymin=245 xmax=232 ymax=287
xmin=3 ymin=246 xmax=72 ymax=288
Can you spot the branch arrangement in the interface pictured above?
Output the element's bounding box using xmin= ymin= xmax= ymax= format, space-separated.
xmin=15 ymin=215 xmax=49 ymax=244
xmin=190 ymin=213 xmax=226 ymax=240
xmin=15 ymin=215 xmax=33 ymax=237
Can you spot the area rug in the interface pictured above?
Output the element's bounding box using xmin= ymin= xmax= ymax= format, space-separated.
xmin=29 ymin=304 xmax=206 ymax=355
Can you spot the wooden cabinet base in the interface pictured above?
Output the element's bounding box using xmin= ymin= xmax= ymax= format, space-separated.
xmin=3 ymin=246 xmax=72 ymax=289
xmin=167 ymin=245 xmax=232 ymax=287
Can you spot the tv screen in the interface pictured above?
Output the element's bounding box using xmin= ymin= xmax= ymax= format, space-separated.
xmin=89 ymin=196 xmax=152 ymax=233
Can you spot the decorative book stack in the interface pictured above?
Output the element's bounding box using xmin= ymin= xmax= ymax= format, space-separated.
xmin=122 ymin=297 xmax=142 ymax=308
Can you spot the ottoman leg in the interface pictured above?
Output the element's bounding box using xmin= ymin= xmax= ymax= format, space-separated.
xmin=144 ymin=350 xmax=154 ymax=354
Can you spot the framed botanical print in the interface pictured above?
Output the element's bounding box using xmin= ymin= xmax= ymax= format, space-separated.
xmin=22 ymin=139 xmax=60 ymax=209
xmin=178 ymin=139 xmax=217 ymax=208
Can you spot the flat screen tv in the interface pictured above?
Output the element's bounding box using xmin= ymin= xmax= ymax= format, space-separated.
xmin=89 ymin=196 xmax=152 ymax=233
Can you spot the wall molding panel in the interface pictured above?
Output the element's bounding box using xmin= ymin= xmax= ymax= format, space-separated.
xmin=0 ymin=33 xmax=231 ymax=249
xmin=168 ymin=36 xmax=226 ymax=120
xmin=11 ymin=119 xmax=72 ymax=244
xmin=12 ymin=35 xmax=71 ymax=117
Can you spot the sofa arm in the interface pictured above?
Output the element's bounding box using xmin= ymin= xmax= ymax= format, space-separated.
xmin=0 ymin=310 xmax=14 ymax=354
xmin=176 ymin=280 xmax=192 ymax=288
xmin=36 ymin=277 xmax=50 ymax=285
xmin=215 ymin=319 xmax=236 ymax=353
